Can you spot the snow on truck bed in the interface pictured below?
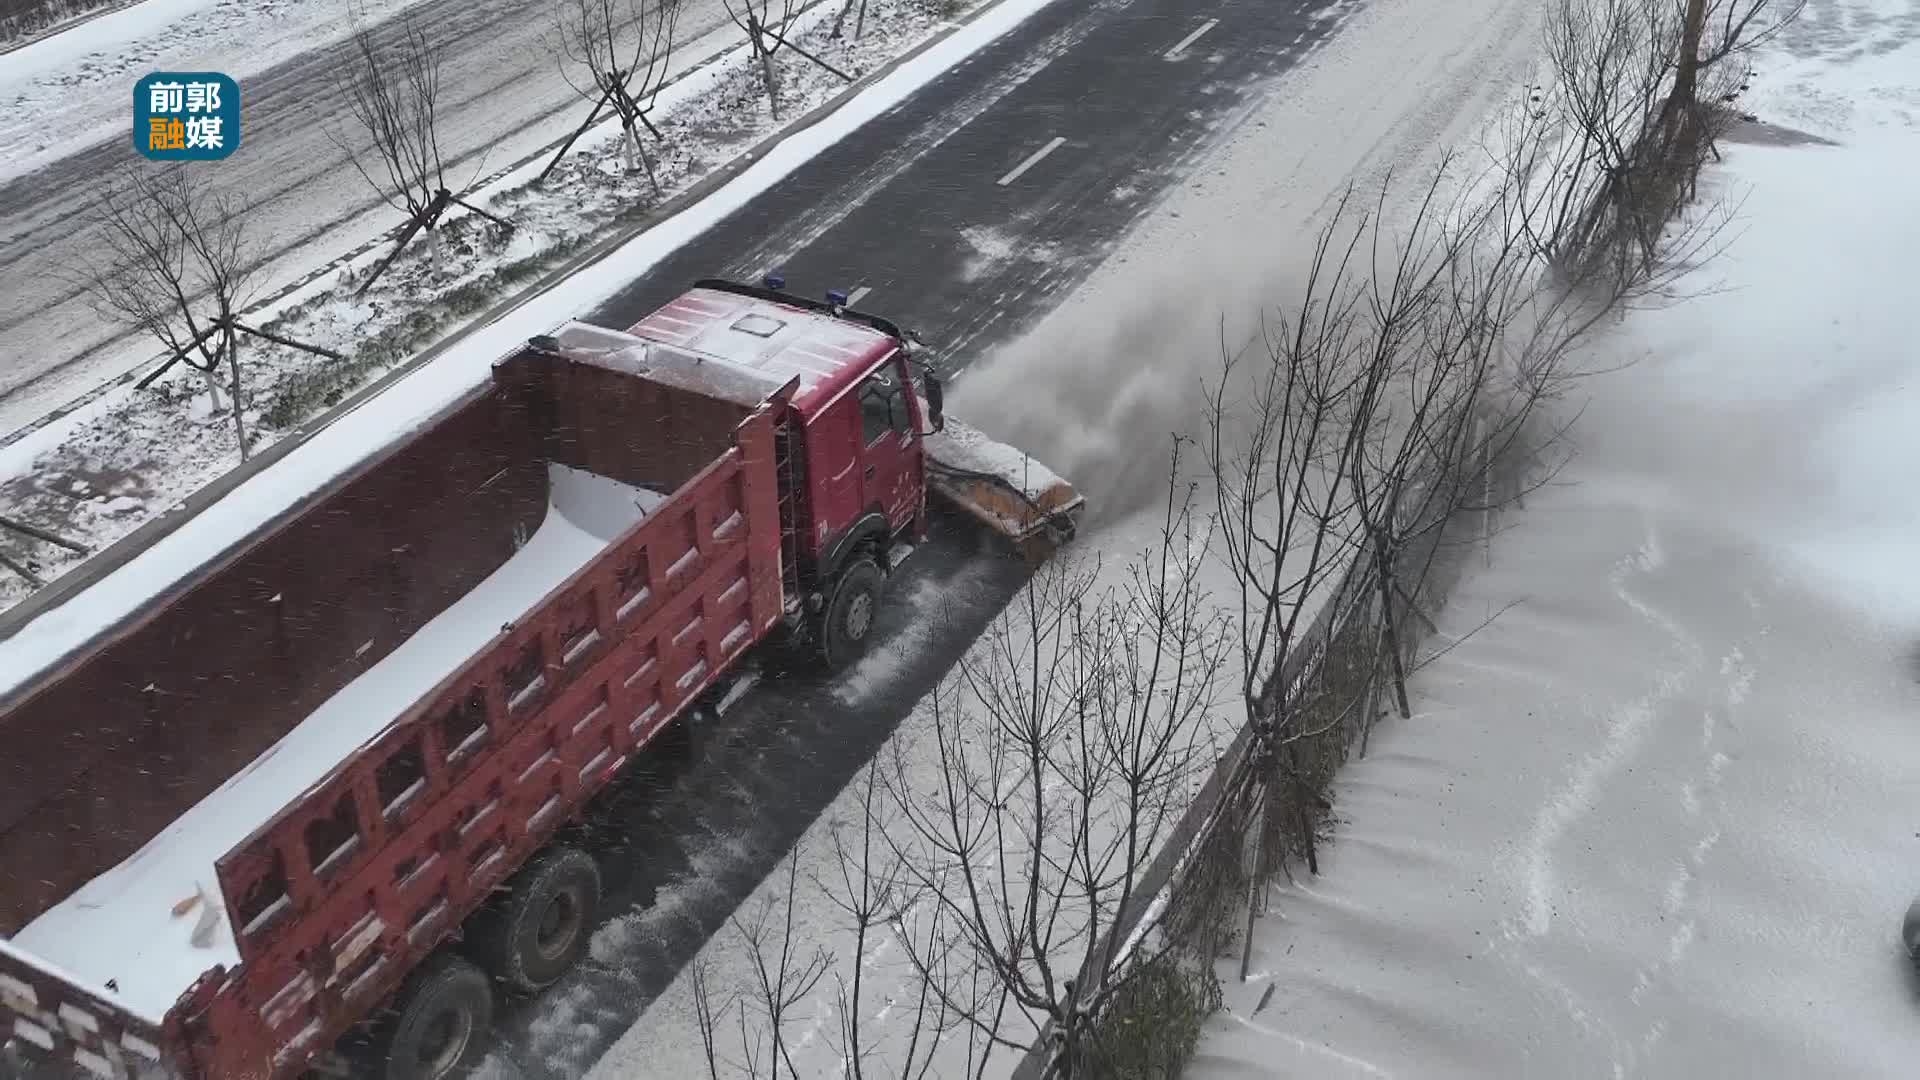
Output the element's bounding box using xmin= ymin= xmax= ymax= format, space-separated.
xmin=7 ymin=464 xmax=667 ymax=1021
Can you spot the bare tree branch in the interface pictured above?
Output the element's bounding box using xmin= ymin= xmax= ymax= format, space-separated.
xmin=74 ymin=164 xmax=263 ymax=460
xmin=549 ymin=0 xmax=683 ymax=190
xmin=331 ymin=7 xmax=511 ymax=295
xmin=721 ymin=0 xmax=852 ymax=121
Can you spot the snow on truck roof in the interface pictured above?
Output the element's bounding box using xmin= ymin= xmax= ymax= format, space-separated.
xmin=548 ymin=286 xmax=902 ymax=417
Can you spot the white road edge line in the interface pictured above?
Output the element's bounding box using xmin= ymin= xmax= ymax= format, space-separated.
xmin=996 ymin=135 xmax=1067 ymax=186
xmin=847 ymin=285 xmax=872 ymax=305
xmin=1164 ymin=17 xmax=1219 ymax=60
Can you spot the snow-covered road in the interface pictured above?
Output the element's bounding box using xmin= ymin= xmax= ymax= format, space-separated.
xmin=1189 ymin=2 xmax=1920 ymax=1076
xmin=0 ymin=0 xmax=747 ymax=433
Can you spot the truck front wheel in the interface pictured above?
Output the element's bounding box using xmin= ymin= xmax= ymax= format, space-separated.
xmin=376 ymin=953 xmax=493 ymax=1080
xmin=819 ymin=557 xmax=884 ymax=670
xmin=469 ymin=845 xmax=603 ymax=994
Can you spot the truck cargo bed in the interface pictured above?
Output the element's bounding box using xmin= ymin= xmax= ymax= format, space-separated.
xmin=10 ymin=463 xmax=669 ymax=1019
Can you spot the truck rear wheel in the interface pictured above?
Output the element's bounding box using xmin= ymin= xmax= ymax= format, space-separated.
xmin=819 ymin=557 xmax=884 ymax=670
xmin=468 ymin=845 xmax=602 ymax=994
xmin=375 ymin=953 xmax=493 ymax=1080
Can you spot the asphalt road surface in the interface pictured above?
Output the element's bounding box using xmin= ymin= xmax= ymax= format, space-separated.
xmin=0 ymin=0 xmax=741 ymax=433
xmin=475 ymin=0 xmax=1364 ymax=1074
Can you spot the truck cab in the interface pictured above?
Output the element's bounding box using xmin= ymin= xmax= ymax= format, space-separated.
xmin=620 ymin=278 xmax=942 ymax=659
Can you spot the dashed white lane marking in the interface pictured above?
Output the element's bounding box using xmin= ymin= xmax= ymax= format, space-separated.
xmin=1164 ymin=17 xmax=1219 ymax=60
xmin=847 ymin=285 xmax=872 ymax=305
xmin=996 ymin=135 xmax=1066 ymax=186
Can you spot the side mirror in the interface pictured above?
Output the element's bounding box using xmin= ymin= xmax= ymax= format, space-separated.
xmin=924 ymin=373 xmax=946 ymax=433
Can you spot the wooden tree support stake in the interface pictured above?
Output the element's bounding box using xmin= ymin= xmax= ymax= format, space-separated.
xmin=0 ymin=513 xmax=89 ymax=554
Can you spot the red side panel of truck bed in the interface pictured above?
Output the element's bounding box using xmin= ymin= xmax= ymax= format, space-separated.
xmin=0 ymin=347 xmax=789 ymax=1079
xmin=192 ymin=358 xmax=786 ymax=1078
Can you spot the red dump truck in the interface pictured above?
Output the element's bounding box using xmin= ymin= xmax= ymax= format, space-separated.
xmin=0 ymin=278 xmax=1082 ymax=1080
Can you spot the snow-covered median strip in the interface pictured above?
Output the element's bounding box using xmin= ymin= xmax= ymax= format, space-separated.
xmin=0 ymin=0 xmax=1066 ymax=692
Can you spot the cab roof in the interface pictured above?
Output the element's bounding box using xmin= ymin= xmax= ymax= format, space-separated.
xmin=618 ymin=284 xmax=904 ymax=417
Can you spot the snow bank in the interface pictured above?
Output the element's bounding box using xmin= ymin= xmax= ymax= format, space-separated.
xmin=0 ymin=0 xmax=1066 ymax=700
xmin=8 ymin=463 xmax=664 ymax=1021
xmin=1189 ymin=3 xmax=1920 ymax=1076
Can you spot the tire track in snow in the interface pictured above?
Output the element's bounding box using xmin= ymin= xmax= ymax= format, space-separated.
xmin=1519 ymin=519 xmax=1703 ymax=940
xmin=1499 ymin=515 xmax=1705 ymax=1070
xmin=1626 ymin=640 xmax=1755 ymax=1064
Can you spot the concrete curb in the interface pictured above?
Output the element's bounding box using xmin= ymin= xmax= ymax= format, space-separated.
xmin=0 ymin=0 xmax=1012 ymax=642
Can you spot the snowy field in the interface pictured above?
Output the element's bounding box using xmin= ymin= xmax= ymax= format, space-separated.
xmin=1188 ymin=1 xmax=1920 ymax=1076
xmin=577 ymin=0 xmax=1545 ymax=1072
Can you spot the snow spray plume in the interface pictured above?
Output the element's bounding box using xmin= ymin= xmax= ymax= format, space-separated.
xmin=947 ymin=240 xmax=1316 ymax=530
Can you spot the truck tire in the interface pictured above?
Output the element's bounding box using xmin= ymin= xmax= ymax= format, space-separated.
xmin=819 ymin=557 xmax=884 ymax=670
xmin=468 ymin=845 xmax=602 ymax=994
xmin=374 ymin=952 xmax=493 ymax=1080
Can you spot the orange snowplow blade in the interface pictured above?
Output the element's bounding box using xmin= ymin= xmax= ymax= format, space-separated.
xmin=923 ymin=415 xmax=1086 ymax=563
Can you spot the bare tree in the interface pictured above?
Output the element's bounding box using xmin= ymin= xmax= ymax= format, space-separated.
xmin=855 ymin=456 xmax=1233 ymax=1077
xmin=1523 ymin=0 xmax=1802 ymax=281
xmin=546 ymin=0 xmax=683 ymax=192
xmin=810 ymin=762 xmax=930 ymax=1078
xmin=82 ymin=166 xmax=254 ymax=456
xmin=691 ymin=843 xmax=837 ymax=1079
xmin=1198 ymin=0 xmax=1769 ymax=888
xmin=1668 ymin=0 xmax=1804 ymax=133
xmin=75 ymin=166 xmax=346 ymax=462
xmin=332 ymin=9 xmax=513 ymax=296
xmin=691 ymin=457 xmax=1230 ymax=1078
xmin=1527 ymin=0 xmax=1685 ymax=277
xmin=1199 ymin=200 xmax=1384 ymax=888
xmin=722 ymin=0 xmax=854 ymax=122
xmin=827 ymin=0 xmax=871 ymax=42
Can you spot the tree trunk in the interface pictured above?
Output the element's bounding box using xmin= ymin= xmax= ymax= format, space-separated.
xmin=224 ymin=327 xmax=250 ymax=461
xmin=1357 ymin=614 xmax=1385 ymax=758
xmin=757 ymin=37 xmax=782 ymax=120
xmin=1238 ymin=784 xmax=1266 ymax=979
xmin=637 ymin=135 xmax=662 ymax=198
xmin=197 ymin=362 xmax=221 ymax=415
xmin=1284 ymin=742 xmax=1318 ymax=875
xmin=1672 ymin=0 xmax=1709 ymax=121
xmin=1372 ymin=532 xmax=1412 ymax=719
xmin=621 ymin=121 xmax=641 ymax=174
